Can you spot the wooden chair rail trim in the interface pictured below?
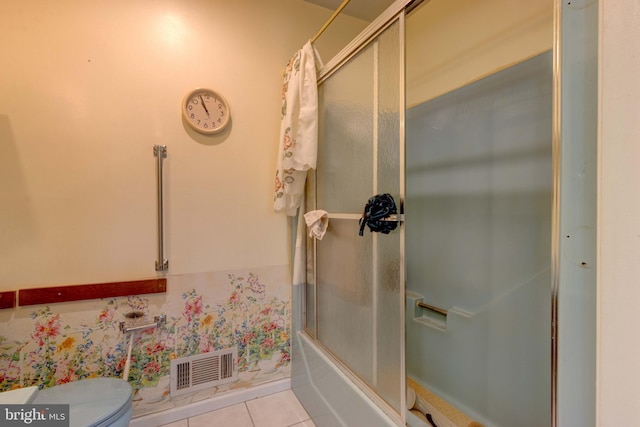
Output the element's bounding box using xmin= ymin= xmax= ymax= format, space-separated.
xmin=17 ymin=278 xmax=167 ymax=306
xmin=0 ymin=291 xmax=16 ymax=309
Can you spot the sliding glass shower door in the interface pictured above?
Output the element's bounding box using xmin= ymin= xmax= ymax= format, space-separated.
xmin=305 ymin=15 xmax=405 ymax=420
xmin=405 ymin=51 xmax=553 ymax=427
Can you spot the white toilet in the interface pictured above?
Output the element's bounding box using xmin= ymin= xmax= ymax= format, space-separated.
xmin=33 ymin=377 xmax=133 ymax=427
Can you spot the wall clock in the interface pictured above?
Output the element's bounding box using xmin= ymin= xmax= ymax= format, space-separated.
xmin=182 ymin=88 xmax=230 ymax=134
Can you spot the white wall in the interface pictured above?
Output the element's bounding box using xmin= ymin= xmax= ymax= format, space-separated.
xmin=598 ymin=1 xmax=640 ymax=425
xmin=0 ymin=0 xmax=365 ymax=290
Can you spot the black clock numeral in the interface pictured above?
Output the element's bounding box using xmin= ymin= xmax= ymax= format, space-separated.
xmin=190 ymin=113 xmax=195 ymax=119
xmin=192 ymin=98 xmax=199 ymax=104
xmin=197 ymin=119 xmax=200 ymax=124
xmin=188 ymin=105 xmax=193 ymax=110
xmin=204 ymin=123 xmax=208 ymax=128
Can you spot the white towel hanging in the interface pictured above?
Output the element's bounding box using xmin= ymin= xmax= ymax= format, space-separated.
xmin=304 ymin=209 xmax=329 ymax=240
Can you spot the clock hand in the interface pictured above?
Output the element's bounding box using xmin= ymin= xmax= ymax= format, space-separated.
xmin=199 ymin=95 xmax=210 ymax=116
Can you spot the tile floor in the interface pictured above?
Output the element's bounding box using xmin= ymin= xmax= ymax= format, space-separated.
xmin=159 ymin=390 xmax=316 ymax=427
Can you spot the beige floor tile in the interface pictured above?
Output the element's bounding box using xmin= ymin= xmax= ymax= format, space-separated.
xmin=159 ymin=420 xmax=188 ymax=427
xmin=290 ymin=420 xmax=317 ymax=427
xmin=246 ymin=390 xmax=311 ymax=427
xmin=189 ymin=402 xmax=254 ymax=427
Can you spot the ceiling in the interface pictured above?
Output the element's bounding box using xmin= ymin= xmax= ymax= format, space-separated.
xmin=303 ymin=0 xmax=396 ymax=22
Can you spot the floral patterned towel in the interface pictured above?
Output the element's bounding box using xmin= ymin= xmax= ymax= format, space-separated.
xmin=274 ymin=41 xmax=320 ymax=216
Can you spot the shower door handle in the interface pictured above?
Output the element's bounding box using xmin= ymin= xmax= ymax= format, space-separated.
xmin=324 ymin=213 xmax=404 ymax=222
xmin=378 ymin=214 xmax=404 ymax=223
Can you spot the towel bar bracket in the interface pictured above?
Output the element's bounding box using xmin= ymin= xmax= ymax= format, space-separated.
xmin=153 ymin=145 xmax=167 ymax=159
xmin=155 ymin=259 xmax=169 ymax=271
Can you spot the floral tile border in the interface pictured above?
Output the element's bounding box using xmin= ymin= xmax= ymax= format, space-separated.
xmin=0 ymin=265 xmax=291 ymax=418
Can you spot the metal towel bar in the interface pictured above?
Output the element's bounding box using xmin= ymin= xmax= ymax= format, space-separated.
xmin=154 ymin=145 xmax=169 ymax=271
xmin=326 ymin=213 xmax=405 ymax=222
xmin=120 ymin=314 xmax=167 ymax=334
xmin=417 ymin=301 xmax=448 ymax=317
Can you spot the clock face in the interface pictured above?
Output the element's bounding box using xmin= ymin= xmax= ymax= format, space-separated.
xmin=182 ymin=89 xmax=230 ymax=134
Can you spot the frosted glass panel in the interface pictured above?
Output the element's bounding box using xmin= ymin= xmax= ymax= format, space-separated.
xmin=406 ymin=52 xmax=552 ymax=427
xmin=317 ymin=219 xmax=374 ymax=383
xmin=313 ymin=20 xmax=403 ymax=416
xmin=317 ymin=49 xmax=374 ymax=214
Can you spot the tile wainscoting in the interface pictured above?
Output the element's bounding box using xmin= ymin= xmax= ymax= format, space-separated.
xmin=0 ymin=265 xmax=291 ymax=418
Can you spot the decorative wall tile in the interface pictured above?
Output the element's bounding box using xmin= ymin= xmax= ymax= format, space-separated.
xmin=0 ymin=335 xmax=23 ymax=391
xmin=0 ymin=265 xmax=290 ymax=418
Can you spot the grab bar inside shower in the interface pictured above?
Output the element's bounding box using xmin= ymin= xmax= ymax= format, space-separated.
xmin=417 ymin=301 xmax=448 ymax=317
xmin=154 ymin=145 xmax=169 ymax=271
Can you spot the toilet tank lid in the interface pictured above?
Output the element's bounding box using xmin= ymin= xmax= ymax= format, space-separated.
xmin=33 ymin=378 xmax=132 ymax=427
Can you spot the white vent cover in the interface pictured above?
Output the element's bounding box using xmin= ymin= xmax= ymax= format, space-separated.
xmin=170 ymin=347 xmax=238 ymax=397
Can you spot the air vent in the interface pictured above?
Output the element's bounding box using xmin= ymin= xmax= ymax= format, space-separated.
xmin=170 ymin=347 xmax=238 ymax=397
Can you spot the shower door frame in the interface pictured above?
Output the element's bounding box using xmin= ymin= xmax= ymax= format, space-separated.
xmin=303 ymin=1 xmax=411 ymax=425
xmin=297 ymin=0 xmax=596 ymax=426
